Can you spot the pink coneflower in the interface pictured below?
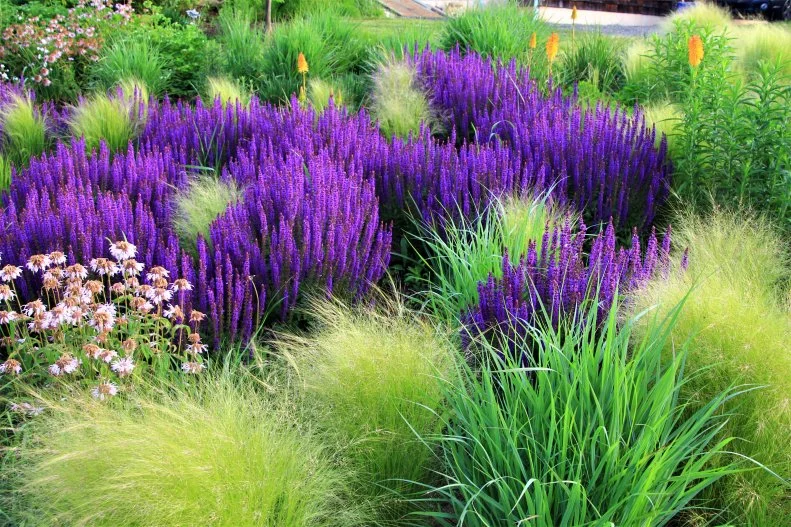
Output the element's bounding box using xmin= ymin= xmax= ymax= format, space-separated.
xmin=189 ymin=310 xmax=206 ymax=324
xmin=65 ymin=263 xmax=88 ymax=279
xmin=26 ymin=254 xmax=51 ymax=273
xmin=98 ymin=349 xmax=118 ymax=363
xmin=90 ymin=258 xmax=118 ymax=276
xmin=0 ymin=285 xmax=16 ymax=302
xmin=9 ymin=402 xmax=44 ymax=416
xmin=83 ymin=343 xmax=102 ymax=359
xmin=0 ymin=265 xmax=22 ymax=282
xmin=111 ymin=356 xmax=135 ymax=377
xmin=48 ymin=251 xmax=66 ymax=265
xmin=146 ymin=266 xmax=169 ymax=281
xmin=110 ymin=282 xmax=126 ymax=295
xmin=181 ymin=361 xmax=205 ymax=374
xmin=171 ymin=278 xmax=193 ymax=292
xmin=163 ymin=304 xmax=184 ymax=321
xmin=121 ymin=259 xmax=144 ymax=277
xmin=0 ymin=358 xmax=22 ymax=375
xmin=109 ymin=241 xmax=137 ymax=261
xmin=49 ymin=353 xmax=80 ymax=376
xmin=23 ymin=300 xmax=46 ymax=316
xmin=89 ymin=304 xmax=116 ymax=333
xmin=91 ymin=381 xmax=118 ymax=400
xmin=146 ymin=287 xmax=172 ymax=305
xmin=0 ymin=310 xmax=18 ymax=324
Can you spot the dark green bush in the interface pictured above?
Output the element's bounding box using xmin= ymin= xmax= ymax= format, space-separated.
xmin=258 ymin=12 xmax=369 ymax=104
xmin=556 ymin=32 xmax=626 ymax=95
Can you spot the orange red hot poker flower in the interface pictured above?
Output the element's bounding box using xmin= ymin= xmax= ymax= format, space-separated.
xmin=297 ymin=52 xmax=309 ymax=74
xmin=688 ymin=35 xmax=704 ymax=67
xmin=546 ymin=33 xmax=560 ymax=63
xmin=529 ymin=32 xmax=537 ymax=49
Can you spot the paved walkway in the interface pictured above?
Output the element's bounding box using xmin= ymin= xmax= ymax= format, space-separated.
xmin=379 ymin=0 xmax=443 ymax=18
xmin=539 ymin=6 xmax=663 ymax=27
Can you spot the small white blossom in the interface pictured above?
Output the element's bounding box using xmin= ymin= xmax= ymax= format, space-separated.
xmin=181 ymin=361 xmax=205 ymax=374
xmin=91 ymin=381 xmax=118 ymax=400
xmin=109 ymin=241 xmax=137 ymax=261
xmin=111 ymin=356 xmax=135 ymax=377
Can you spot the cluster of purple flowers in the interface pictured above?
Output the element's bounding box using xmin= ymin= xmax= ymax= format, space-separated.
xmin=412 ymin=48 xmax=671 ymax=229
xmin=1 ymin=101 xmax=392 ymax=345
xmin=462 ymin=220 xmax=672 ymax=352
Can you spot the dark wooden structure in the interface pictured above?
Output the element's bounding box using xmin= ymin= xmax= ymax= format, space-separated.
xmin=534 ymin=0 xmax=677 ymax=15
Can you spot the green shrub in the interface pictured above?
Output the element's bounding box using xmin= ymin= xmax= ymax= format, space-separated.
xmin=124 ymin=16 xmax=217 ymax=100
xmin=556 ymin=32 xmax=626 ymax=94
xmin=414 ymin=194 xmax=566 ymax=321
xmin=673 ymin=60 xmax=791 ymax=230
xmin=68 ymin=94 xmax=139 ymax=153
xmin=440 ymin=2 xmax=549 ymax=80
xmin=172 ymin=175 xmax=243 ymax=253
xmin=217 ymin=10 xmax=267 ymax=86
xmin=91 ymin=38 xmax=169 ymax=97
xmin=369 ymin=60 xmax=434 ymax=139
xmin=9 ymin=372 xmax=367 ymax=527
xmin=424 ymin=301 xmax=740 ymax=526
xmin=205 ymin=76 xmax=251 ymax=108
xmin=630 ymin=210 xmax=791 ymax=526
xmin=278 ymin=294 xmax=454 ymax=507
xmin=271 ymin=0 xmax=383 ymax=20
xmin=0 ymin=95 xmax=48 ymax=166
xmin=259 ymin=12 xmax=369 ymax=104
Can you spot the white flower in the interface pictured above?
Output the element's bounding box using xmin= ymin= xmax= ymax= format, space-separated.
xmin=98 ymin=349 xmax=118 ymax=363
xmin=89 ymin=304 xmax=116 ymax=333
xmin=48 ymin=251 xmax=66 ymax=265
xmin=171 ymin=278 xmax=193 ymax=292
xmin=111 ymin=356 xmax=135 ymax=377
xmin=146 ymin=266 xmax=170 ymax=281
xmin=48 ymin=363 xmax=62 ymax=376
xmin=187 ymin=342 xmax=208 ymax=355
xmin=0 ymin=310 xmax=18 ymax=324
xmin=26 ymin=254 xmax=52 ymax=273
xmin=0 ymin=265 xmax=22 ymax=282
xmin=91 ymin=381 xmax=118 ymax=401
xmin=0 ymin=285 xmax=15 ymax=302
xmin=23 ymin=300 xmax=46 ymax=316
xmin=146 ymin=287 xmax=172 ymax=305
xmin=9 ymin=402 xmax=44 ymax=416
xmin=121 ymin=259 xmax=144 ymax=277
xmin=181 ymin=361 xmax=205 ymax=374
xmin=109 ymin=241 xmax=137 ymax=261
xmin=90 ymin=258 xmax=119 ymax=276
xmin=0 ymin=359 xmax=22 ymax=375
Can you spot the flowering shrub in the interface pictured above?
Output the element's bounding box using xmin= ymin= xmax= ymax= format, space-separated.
xmin=412 ymin=48 xmax=672 ymax=229
xmin=463 ymin=220 xmax=675 ymax=354
xmin=0 ymin=0 xmax=134 ymax=100
xmin=0 ymin=240 xmax=207 ymax=411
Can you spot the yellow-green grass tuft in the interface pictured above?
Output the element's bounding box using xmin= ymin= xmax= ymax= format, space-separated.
xmin=642 ymin=102 xmax=683 ymax=159
xmin=732 ymin=24 xmax=791 ymax=79
xmin=370 ymin=60 xmax=436 ymax=139
xmin=172 ymin=176 xmax=243 ymax=254
xmin=0 ymin=154 xmax=11 ymax=190
xmin=205 ymin=76 xmax=250 ymax=108
xmin=69 ymin=94 xmax=139 ymax=153
xmin=9 ymin=372 xmax=368 ymax=527
xmin=629 ymin=209 xmax=791 ymax=526
xmin=308 ymin=78 xmax=344 ymax=113
xmin=664 ymin=0 xmax=732 ymax=31
xmin=278 ymin=293 xmax=455 ymax=509
xmin=116 ymin=77 xmax=150 ymax=103
xmin=0 ymin=95 xmax=48 ymax=165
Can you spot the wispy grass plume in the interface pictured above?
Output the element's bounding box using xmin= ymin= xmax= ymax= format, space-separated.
xmin=0 ymin=95 xmax=48 ymax=166
xmin=172 ymin=175 xmax=243 ymax=253
xmin=68 ymin=93 xmax=139 ymax=153
xmin=369 ymin=59 xmax=435 ymax=139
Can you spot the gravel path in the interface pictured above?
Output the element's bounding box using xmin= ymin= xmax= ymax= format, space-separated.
xmin=549 ymin=23 xmax=662 ymax=37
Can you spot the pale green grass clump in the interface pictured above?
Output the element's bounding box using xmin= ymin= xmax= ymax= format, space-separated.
xmin=116 ymin=77 xmax=150 ymax=103
xmin=642 ymin=102 xmax=683 ymax=158
xmin=205 ymin=76 xmax=250 ymax=108
xmin=733 ymin=24 xmax=791 ymax=78
xmin=172 ymin=176 xmax=243 ymax=253
xmin=69 ymin=94 xmax=139 ymax=153
xmin=664 ymin=1 xmax=732 ymax=31
xmin=0 ymin=95 xmax=48 ymax=165
xmin=308 ymin=78 xmax=344 ymax=113
xmin=11 ymin=373 xmax=366 ymax=526
xmin=416 ymin=194 xmax=567 ymax=320
xmin=369 ymin=60 xmax=434 ymax=139
xmin=630 ymin=209 xmax=791 ymax=526
xmin=279 ymin=294 xmax=455 ymax=505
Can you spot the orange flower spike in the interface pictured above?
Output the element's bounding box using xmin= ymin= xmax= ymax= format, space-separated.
xmin=546 ymin=32 xmax=560 ymax=63
xmin=571 ymin=5 xmax=578 ymax=20
xmin=688 ymin=35 xmax=704 ymax=67
xmin=529 ymin=32 xmax=537 ymax=50
xmin=297 ymin=52 xmax=309 ymax=74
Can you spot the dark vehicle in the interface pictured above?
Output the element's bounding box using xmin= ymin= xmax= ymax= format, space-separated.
xmin=718 ymin=0 xmax=791 ymax=20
